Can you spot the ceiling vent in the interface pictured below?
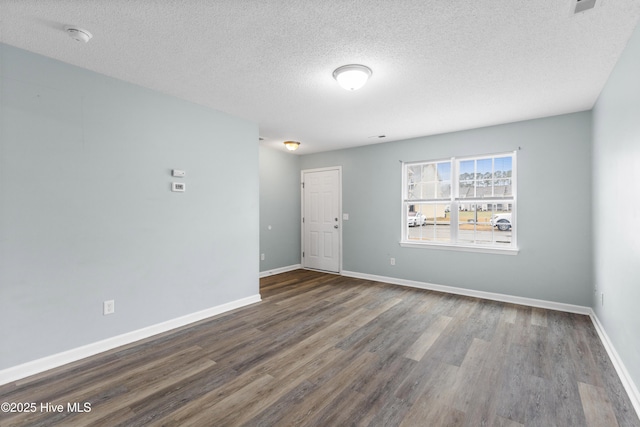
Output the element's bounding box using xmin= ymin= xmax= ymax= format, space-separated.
xmin=573 ymin=0 xmax=597 ymax=14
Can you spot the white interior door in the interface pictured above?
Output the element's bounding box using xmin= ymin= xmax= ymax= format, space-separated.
xmin=302 ymin=168 xmax=341 ymax=273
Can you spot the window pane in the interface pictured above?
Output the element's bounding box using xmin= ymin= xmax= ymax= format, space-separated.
xmin=406 ymin=162 xmax=451 ymax=200
xmin=406 ymin=165 xmax=422 ymax=200
xmin=458 ymin=204 xmax=495 ymax=244
xmin=475 ymin=183 xmax=492 ymax=198
xmin=459 ymin=160 xmax=474 ymax=176
xmin=459 ymin=160 xmax=475 ymax=198
xmin=422 ymin=165 xmax=437 ymax=196
xmin=407 ymin=204 xmax=428 ymax=241
xmin=494 ymin=156 xmax=513 ymax=197
xmin=458 ymin=155 xmax=515 ymax=199
xmin=494 ymin=156 xmax=512 ymax=175
xmin=436 ymin=162 xmax=451 ymax=198
xmin=438 ymin=182 xmax=451 ymax=198
xmin=431 ymin=203 xmax=451 ymax=242
xmin=459 ymin=181 xmax=473 ymax=198
xmin=495 ymin=178 xmax=512 ymax=197
xmin=477 ymin=158 xmax=492 ymax=180
xmin=437 ymin=162 xmax=451 ymax=180
xmin=406 ymin=203 xmax=450 ymax=243
xmin=458 ymin=205 xmax=477 ymax=244
xmin=490 ymin=208 xmax=513 ymax=245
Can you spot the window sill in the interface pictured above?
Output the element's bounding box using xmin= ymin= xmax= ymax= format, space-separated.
xmin=399 ymin=241 xmax=519 ymax=255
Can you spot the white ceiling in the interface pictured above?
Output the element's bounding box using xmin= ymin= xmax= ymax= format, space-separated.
xmin=1 ymin=1 xmax=639 ymax=154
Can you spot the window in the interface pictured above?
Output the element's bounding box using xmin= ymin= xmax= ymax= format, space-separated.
xmin=402 ymin=152 xmax=517 ymax=253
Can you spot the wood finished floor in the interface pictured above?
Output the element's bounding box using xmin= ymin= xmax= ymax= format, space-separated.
xmin=1 ymin=269 xmax=638 ymax=427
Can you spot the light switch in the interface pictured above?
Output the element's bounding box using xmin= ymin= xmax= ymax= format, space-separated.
xmin=343 ymin=213 xmax=349 ymax=220
xmin=172 ymin=169 xmax=186 ymax=177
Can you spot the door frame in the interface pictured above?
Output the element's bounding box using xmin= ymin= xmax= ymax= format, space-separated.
xmin=300 ymin=166 xmax=343 ymax=273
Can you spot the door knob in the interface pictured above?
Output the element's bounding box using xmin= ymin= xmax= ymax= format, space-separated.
xmin=334 ymin=225 xmax=339 ymax=229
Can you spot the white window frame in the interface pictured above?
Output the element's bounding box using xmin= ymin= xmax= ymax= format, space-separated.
xmin=401 ymin=152 xmax=518 ymax=255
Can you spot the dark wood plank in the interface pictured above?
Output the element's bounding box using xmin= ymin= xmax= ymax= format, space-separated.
xmin=0 ymin=270 xmax=638 ymax=427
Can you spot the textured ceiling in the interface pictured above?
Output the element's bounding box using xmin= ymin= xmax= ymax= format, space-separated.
xmin=1 ymin=0 xmax=639 ymax=154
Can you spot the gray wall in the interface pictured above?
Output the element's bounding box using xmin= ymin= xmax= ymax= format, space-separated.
xmin=259 ymin=146 xmax=301 ymax=272
xmin=301 ymin=112 xmax=593 ymax=306
xmin=0 ymin=44 xmax=259 ymax=369
xmin=593 ymin=23 xmax=640 ymax=390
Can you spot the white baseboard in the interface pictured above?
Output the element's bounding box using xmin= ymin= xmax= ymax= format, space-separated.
xmin=0 ymin=294 xmax=261 ymax=386
xmin=341 ymin=270 xmax=591 ymax=315
xmin=259 ymin=264 xmax=302 ymax=278
xmin=588 ymin=310 xmax=640 ymax=418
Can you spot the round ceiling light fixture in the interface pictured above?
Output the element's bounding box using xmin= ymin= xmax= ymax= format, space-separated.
xmin=283 ymin=140 xmax=301 ymax=151
xmin=64 ymin=26 xmax=93 ymax=43
xmin=332 ymin=64 xmax=372 ymax=91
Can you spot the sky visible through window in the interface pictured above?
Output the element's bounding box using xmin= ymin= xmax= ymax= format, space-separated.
xmin=459 ymin=156 xmax=512 ymax=177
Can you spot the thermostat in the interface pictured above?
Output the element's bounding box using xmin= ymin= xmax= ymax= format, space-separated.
xmin=171 ymin=182 xmax=186 ymax=192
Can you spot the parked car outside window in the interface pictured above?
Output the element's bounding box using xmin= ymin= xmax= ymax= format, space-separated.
xmin=490 ymin=213 xmax=512 ymax=231
xmin=408 ymin=211 xmax=426 ymax=227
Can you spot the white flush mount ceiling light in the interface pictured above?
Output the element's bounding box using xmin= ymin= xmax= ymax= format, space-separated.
xmin=333 ymin=64 xmax=372 ymax=91
xmin=64 ymin=26 xmax=92 ymax=43
xmin=284 ymin=140 xmax=301 ymax=151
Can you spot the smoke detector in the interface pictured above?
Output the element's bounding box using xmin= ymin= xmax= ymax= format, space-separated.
xmin=64 ymin=26 xmax=92 ymax=43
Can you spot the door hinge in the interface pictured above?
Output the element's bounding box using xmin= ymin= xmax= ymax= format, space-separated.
xmin=302 ymin=251 xmax=305 ymax=257
xmin=302 ymin=217 xmax=305 ymax=223
xmin=301 ymin=182 xmax=305 ymax=189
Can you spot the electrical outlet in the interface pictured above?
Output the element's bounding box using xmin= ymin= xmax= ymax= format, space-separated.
xmin=103 ymin=300 xmax=115 ymax=315
xmin=260 ymin=253 xmax=265 ymax=261
xmin=390 ymin=257 xmax=395 ymax=266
